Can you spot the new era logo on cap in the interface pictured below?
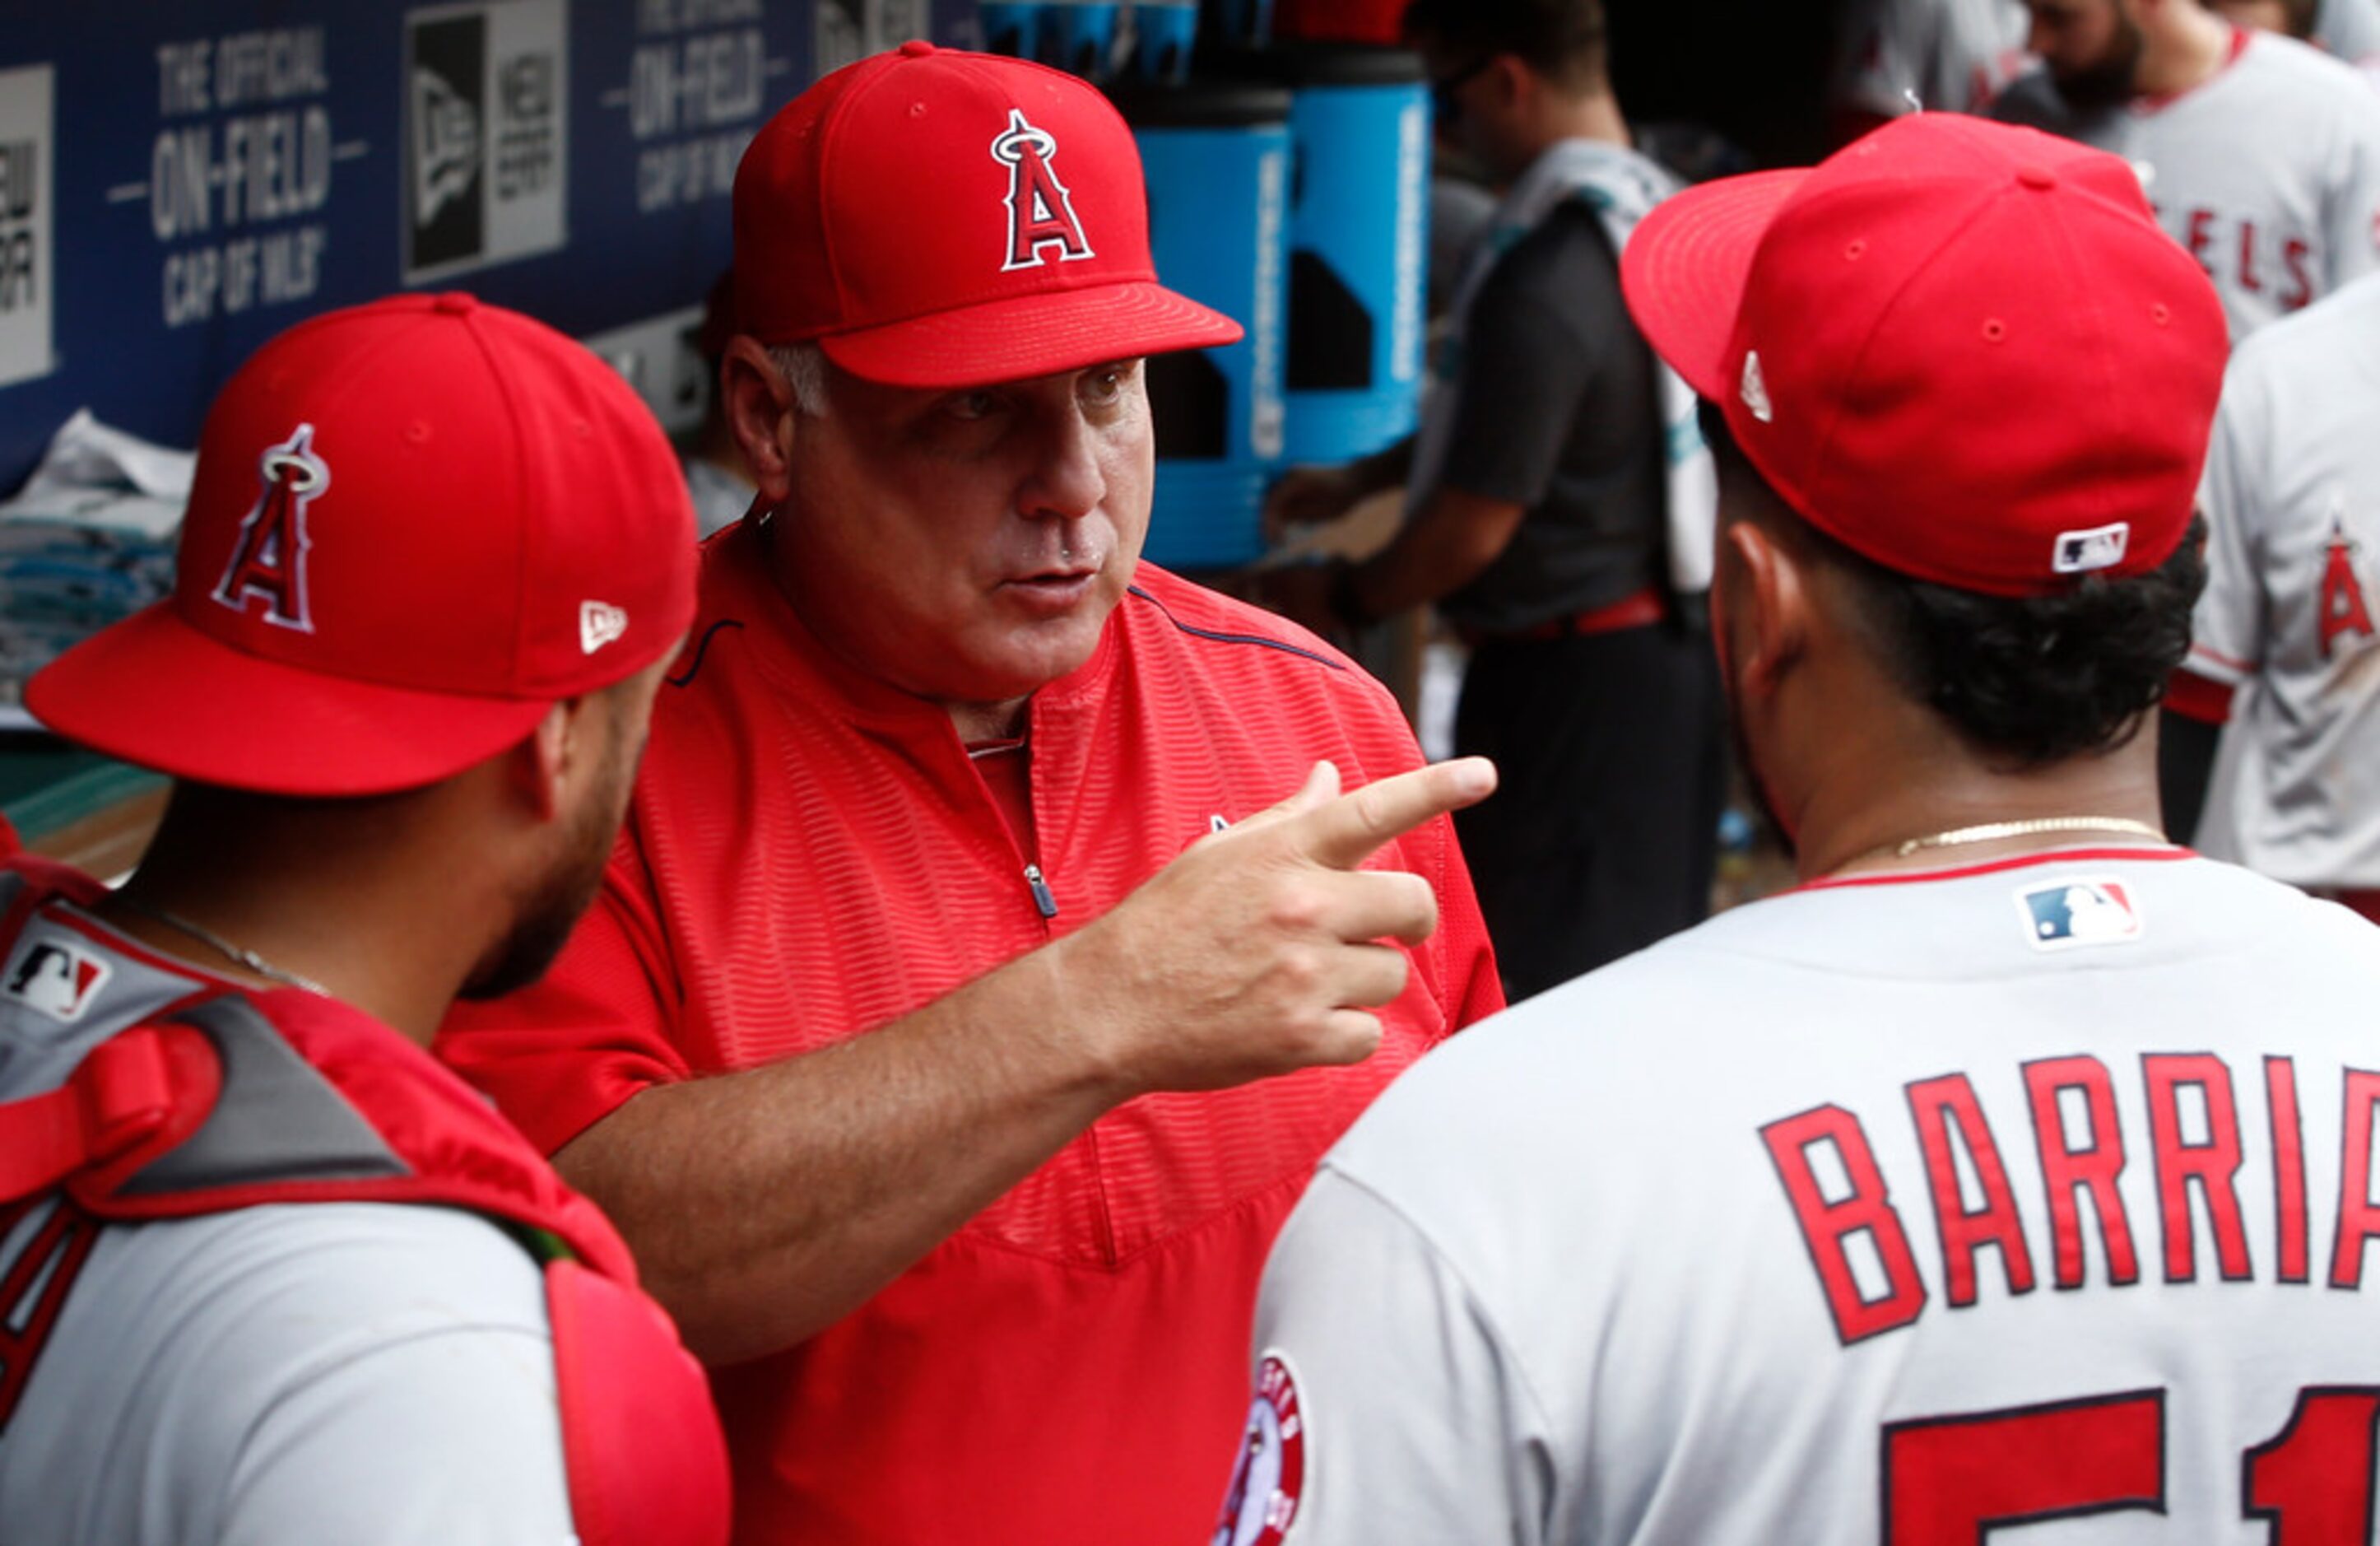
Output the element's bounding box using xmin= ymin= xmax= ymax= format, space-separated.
xmin=1740 ymin=351 xmax=1773 ymax=424
xmin=2052 ymin=523 xmax=2131 ymax=575
xmin=580 ymin=600 xmax=630 ymax=654
xmin=2 ymin=935 xmax=113 ymax=1023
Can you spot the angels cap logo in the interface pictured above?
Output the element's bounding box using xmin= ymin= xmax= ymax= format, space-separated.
xmin=579 ymin=599 xmax=630 ymax=655
xmin=990 ymin=109 xmax=1094 ymax=273
xmin=214 ymin=423 xmax=332 ymax=632
xmin=2 ymin=936 xmax=113 ymax=1024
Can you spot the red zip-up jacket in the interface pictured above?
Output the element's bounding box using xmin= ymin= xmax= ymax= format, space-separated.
xmin=438 ymin=524 xmax=1502 ymax=1544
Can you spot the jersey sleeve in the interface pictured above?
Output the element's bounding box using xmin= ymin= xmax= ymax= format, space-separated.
xmin=2326 ymin=89 xmax=2380 ymax=294
xmin=435 ymin=819 xmax=693 ymax=1156
xmin=2187 ymin=356 xmax=2271 ymax=687
xmin=1220 ymin=1167 xmax=1555 ymax=1546
xmin=219 ymin=1325 xmax=576 ymax=1544
xmin=152 ymin=1205 xmax=581 ymax=1545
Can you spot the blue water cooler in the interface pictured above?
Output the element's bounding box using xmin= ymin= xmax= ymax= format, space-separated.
xmin=1249 ymin=46 xmax=1429 ymax=463
xmin=1122 ymin=82 xmax=1293 ymax=570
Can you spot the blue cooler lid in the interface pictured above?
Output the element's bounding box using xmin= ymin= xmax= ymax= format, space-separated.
xmin=1213 ymin=42 xmax=1425 ymax=86
xmin=1109 ymin=79 xmax=1295 ymax=126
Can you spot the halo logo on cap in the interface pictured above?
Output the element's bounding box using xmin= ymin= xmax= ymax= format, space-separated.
xmin=991 ymin=109 xmax=1094 ymax=273
xmin=579 ymin=600 xmax=630 ymax=654
xmin=214 ymin=424 xmax=331 ymax=634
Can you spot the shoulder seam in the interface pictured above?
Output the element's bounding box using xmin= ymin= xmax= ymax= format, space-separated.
xmin=1126 ymin=584 xmax=1348 ymax=672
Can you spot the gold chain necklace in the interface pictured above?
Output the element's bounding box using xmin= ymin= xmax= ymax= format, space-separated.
xmin=1884 ymin=816 xmax=2167 ymax=860
xmin=110 ymin=897 xmax=329 ymax=996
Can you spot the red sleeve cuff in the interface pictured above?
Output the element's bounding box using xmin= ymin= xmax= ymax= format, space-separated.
xmin=2165 ymin=668 xmax=2235 ymax=725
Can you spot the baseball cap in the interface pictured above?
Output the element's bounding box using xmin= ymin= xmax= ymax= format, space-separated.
xmin=28 ymin=293 xmax=699 ymax=797
xmin=1621 ymin=114 xmax=2228 ymax=597
xmin=732 ymin=40 xmax=1243 ymax=387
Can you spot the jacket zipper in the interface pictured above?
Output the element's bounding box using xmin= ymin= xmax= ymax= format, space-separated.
xmin=1022 ymin=864 xmax=1058 ymax=920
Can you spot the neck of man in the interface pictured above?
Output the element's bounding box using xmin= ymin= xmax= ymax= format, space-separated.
xmin=946 ymin=696 xmax=1030 ymax=745
xmin=1783 ymin=710 xmax=2168 ymax=882
xmin=2136 ymin=6 xmax=2235 ymax=100
xmin=94 ymin=798 xmax=495 ymax=1045
xmin=1525 ymin=83 xmax=1630 ymax=165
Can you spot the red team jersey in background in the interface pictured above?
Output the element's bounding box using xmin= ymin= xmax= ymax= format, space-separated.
xmin=437 ymin=524 xmax=1502 ymax=1544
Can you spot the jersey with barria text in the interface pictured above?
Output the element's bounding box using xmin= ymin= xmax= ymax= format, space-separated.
xmin=1234 ymin=849 xmax=2380 ymax=1545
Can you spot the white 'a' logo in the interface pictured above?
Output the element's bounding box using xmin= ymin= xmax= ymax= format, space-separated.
xmin=214 ymin=423 xmax=332 ymax=632
xmin=990 ymin=109 xmax=1094 ymax=273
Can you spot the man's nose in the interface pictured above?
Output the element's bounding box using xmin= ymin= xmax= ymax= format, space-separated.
xmin=1018 ymin=407 xmax=1107 ymax=520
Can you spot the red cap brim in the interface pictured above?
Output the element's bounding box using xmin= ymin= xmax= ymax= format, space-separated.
xmin=818 ymin=280 xmax=1243 ymax=388
xmin=1620 ymin=168 xmax=1811 ymax=403
xmin=28 ymin=603 xmax=556 ymax=797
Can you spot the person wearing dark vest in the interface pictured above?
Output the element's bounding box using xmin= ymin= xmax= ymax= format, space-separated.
xmin=1263 ymin=0 xmax=1726 ymax=1001
xmin=0 ymin=294 xmax=728 ymax=1543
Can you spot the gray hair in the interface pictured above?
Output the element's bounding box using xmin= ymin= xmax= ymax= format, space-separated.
xmin=766 ymin=342 xmax=832 ymax=418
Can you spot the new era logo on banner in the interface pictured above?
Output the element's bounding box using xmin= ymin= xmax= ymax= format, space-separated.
xmin=2 ymin=935 xmax=112 ymax=1022
xmin=579 ymin=600 xmax=629 ymax=654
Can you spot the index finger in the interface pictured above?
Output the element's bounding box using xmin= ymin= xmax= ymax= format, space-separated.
xmin=1291 ymin=757 xmax=1498 ymax=872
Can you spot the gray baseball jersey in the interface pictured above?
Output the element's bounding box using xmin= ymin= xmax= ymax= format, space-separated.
xmin=2187 ymin=270 xmax=2380 ymax=889
xmin=1993 ymin=30 xmax=2380 ymax=344
xmin=0 ymin=1204 xmax=576 ymax=1544
xmin=1832 ymin=0 xmax=2031 ymax=116
xmin=2318 ymin=0 xmax=2380 ymax=68
xmin=0 ymin=892 xmax=578 ymax=1544
xmin=1223 ymin=850 xmax=2380 ymax=1544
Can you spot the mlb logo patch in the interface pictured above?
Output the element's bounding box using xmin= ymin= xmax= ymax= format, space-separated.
xmin=2016 ymin=878 xmax=2143 ymax=952
xmin=2 ymin=935 xmax=113 ymax=1022
xmin=2052 ymin=521 xmax=2130 ymax=575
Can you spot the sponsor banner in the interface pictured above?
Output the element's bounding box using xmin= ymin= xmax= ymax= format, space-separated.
xmin=404 ymin=0 xmax=569 ymax=282
xmin=0 ymin=65 xmax=56 ymax=388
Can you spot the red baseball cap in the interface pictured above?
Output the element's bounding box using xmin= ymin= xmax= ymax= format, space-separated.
xmin=1621 ymin=114 xmax=2229 ymax=597
xmin=732 ymin=40 xmax=1242 ymax=387
xmin=29 ymin=293 xmax=699 ymax=796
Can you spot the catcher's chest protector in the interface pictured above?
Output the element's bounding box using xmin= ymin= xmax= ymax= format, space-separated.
xmin=0 ymin=859 xmax=729 ymax=1546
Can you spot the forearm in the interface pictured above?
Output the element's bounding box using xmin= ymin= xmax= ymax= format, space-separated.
xmin=1346 ymin=486 xmax=1527 ymax=620
xmin=556 ymin=944 xmax=1125 ymax=1364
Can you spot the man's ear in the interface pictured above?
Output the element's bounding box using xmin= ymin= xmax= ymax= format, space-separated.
xmin=1719 ymin=519 xmax=1811 ymax=705
xmin=721 ymin=336 xmax=799 ymax=504
xmin=1489 ymin=52 xmax=1531 ymax=110
xmin=510 ymin=697 xmax=590 ymax=825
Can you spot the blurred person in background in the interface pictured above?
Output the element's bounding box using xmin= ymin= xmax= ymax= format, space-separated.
xmin=1264 ymin=0 xmax=1723 ymax=1001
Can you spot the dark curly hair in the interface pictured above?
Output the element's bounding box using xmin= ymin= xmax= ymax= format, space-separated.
xmin=1701 ymin=401 xmax=2206 ymax=769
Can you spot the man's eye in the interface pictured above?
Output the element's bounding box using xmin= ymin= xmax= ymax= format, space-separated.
xmin=1082 ymin=364 xmax=1135 ymax=406
xmin=948 ymin=391 xmax=1003 ymax=421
